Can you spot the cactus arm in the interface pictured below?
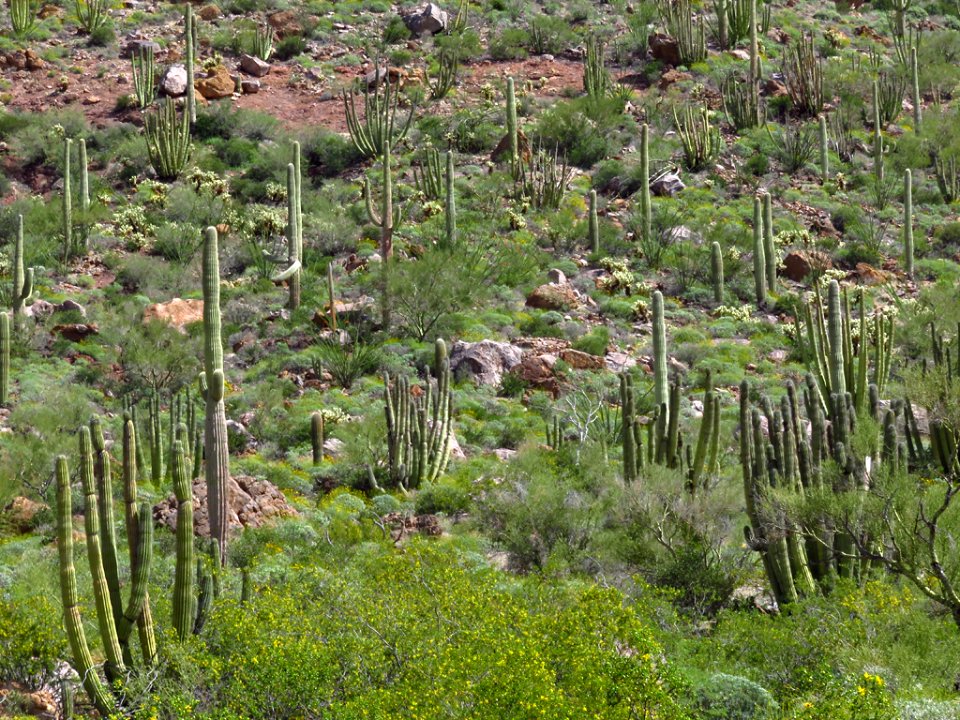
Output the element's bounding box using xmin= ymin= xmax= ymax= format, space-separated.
xmin=0 ymin=312 xmax=9 ymax=407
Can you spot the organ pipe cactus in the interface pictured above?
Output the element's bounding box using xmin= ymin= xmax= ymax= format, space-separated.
xmin=343 ymin=65 xmax=413 ymax=159
xmin=384 ymin=338 xmax=453 ymax=490
xmin=873 ymin=79 xmax=884 ymax=184
xmin=55 ymin=455 xmax=116 ymax=716
xmin=171 ymin=439 xmax=195 ymax=641
xmin=327 ymin=263 xmax=338 ymax=331
xmin=145 ymin=98 xmax=192 ymax=181
xmin=11 ymin=214 xmax=34 ymax=331
xmin=200 ymin=226 xmax=230 ymax=566
xmin=0 ymin=312 xmax=9 ymax=406
xmin=710 ymin=241 xmax=724 ymax=303
xmin=620 ymin=373 xmax=637 ymax=483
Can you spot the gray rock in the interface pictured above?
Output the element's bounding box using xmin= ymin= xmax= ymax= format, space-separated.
xmin=159 ymin=64 xmax=188 ymax=97
xmin=449 ymin=339 xmax=523 ymax=387
xmin=650 ymin=169 xmax=685 ymax=197
xmin=239 ymin=53 xmax=271 ymax=78
xmin=546 ymin=268 xmax=567 ymax=284
xmin=402 ymin=2 xmax=448 ymax=37
xmin=54 ymin=299 xmax=86 ymax=317
xmin=241 ymin=78 xmax=261 ymax=94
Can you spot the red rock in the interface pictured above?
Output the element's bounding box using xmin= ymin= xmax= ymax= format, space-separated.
xmin=143 ymin=298 xmax=203 ymax=332
xmin=648 ymin=32 xmax=681 ymax=66
xmin=53 ymin=323 xmax=98 ymax=341
xmin=526 ymin=283 xmax=579 ymax=311
xmin=559 ymin=348 xmax=606 ymax=370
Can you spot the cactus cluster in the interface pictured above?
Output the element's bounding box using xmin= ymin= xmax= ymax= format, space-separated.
xmin=343 ymin=67 xmax=413 ymax=159
xmin=145 ymin=98 xmax=192 ymax=181
xmin=384 ymin=338 xmax=454 ymax=490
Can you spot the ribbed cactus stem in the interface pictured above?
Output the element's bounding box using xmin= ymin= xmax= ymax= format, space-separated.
xmin=903 ymin=169 xmax=914 ymax=277
xmin=78 ymin=426 xmax=125 ymax=675
xmin=92 ymin=418 xmax=123 ymax=636
xmin=588 ymin=189 xmax=599 ymax=253
xmin=748 ymin=0 xmax=761 ymax=126
xmin=445 ymin=149 xmax=456 ymax=247
xmin=185 ymin=4 xmax=196 ymax=125
xmin=652 ymin=290 xmax=669 ymax=429
xmin=62 ymin=137 xmax=72 ymax=262
xmin=0 ymin=313 xmax=8 ymax=406
xmin=911 ymin=46 xmax=921 ymax=134
xmin=873 ymin=79 xmax=884 ymax=184
xmin=506 ymin=77 xmax=517 ymax=171
xmin=326 ymin=263 xmax=338 ymax=331
xmin=819 ymin=115 xmax=829 ymax=182
xmin=55 ymin=456 xmax=116 ymax=715
xmin=286 ymin=161 xmax=301 ymax=309
xmin=710 ymin=241 xmax=723 ymax=303
xmin=827 ymin=280 xmax=847 ymax=396
xmin=171 ymin=440 xmax=195 ymax=642
xmin=12 ymin=214 xmax=34 ymax=331
xmin=639 ymin=123 xmax=651 ymax=245
xmin=762 ymin=192 xmax=776 ymax=290
xmin=752 ymin=195 xmax=766 ymax=306
xmin=620 ymin=373 xmax=636 ymax=483
xmin=364 ymin=141 xmax=397 ymax=260
xmin=311 ymin=411 xmax=325 ymax=465
xmin=79 ymin=138 xmax=90 ymax=213
xmin=202 ymin=227 xmax=230 ymax=566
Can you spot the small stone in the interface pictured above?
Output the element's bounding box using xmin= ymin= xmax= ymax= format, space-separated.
xmin=159 ymin=64 xmax=188 ymax=96
xmin=240 ymin=53 xmax=271 ymax=77
xmin=240 ymin=78 xmax=260 ymax=94
xmin=122 ymin=38 xmax=161 ymax=59
xmin=195 ymin=64 xmax=235 ymax=99
xmin=83 ymin=95 xmax=101 ymax=105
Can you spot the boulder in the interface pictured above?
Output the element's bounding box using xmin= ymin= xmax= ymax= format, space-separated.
xmin=241 ymin=78 xmax=261 ymax=94
xmin=52 ymin=323 xmax=98 ymax=342
xmin=526 ymin=282 xmax=579 ymax=311
xmin=159 ymin=64 xmax=188 ymax=96
xmin=267 ymin=9 xmax=302 ymax=38
xmin=197 ymin=3 xmax=220 ymax=20
xmin=143 ymin=298 xmax=204 ymax=332
xmin=449 ymin=340 xmax=523 ymax=387
xmin=509 ymin=355 xmax=560 ymax=396
xmin=546 ymin=268 xmax=567 ymax=284
xmin=153 ymin=475 xmax=298 ymax=537
xmin=0 ymin=496 xmax=47 ymax=534
xmin=239 ymin=53 xmax=271 ymax=77
xmin=559 ymin=348 xmax=606 ymax=370
xmin=781 ymin=250 xmax=832 ymax=282
xmin=658 ymin=68 xmax=691 ymax=89
xmin=196 ymin=64 xmax=235 ymax=100
xmin=648 ymin=32 xmax=681 ymax=66
xmin=54 ymin=299 xmax=86 ymax=317
xmin=650 ymin=170 xmax=685 ymax=196
xmin=402 ymin=2 xmax=448 ymax=37
xmin=226 ymin=419 xmax=257 ymax=453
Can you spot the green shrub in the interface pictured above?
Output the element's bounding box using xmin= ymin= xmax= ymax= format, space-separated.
xmin=694 ymin=673 xmax=779 ymax=720
xmin=415 ymin=481 xmax=470 ymax=515
xmin=572 ymin=325 xmax=610 ymax=356
xmin=489 ymin=25 xmax=530 ymax=60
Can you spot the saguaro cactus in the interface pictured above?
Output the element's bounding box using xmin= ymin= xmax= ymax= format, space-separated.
xmin=55 ymin=456 xmax=116 ymax=715
xmin=271 ymin=162 xmax=303 ymax=308
xmin=506 ymin=76 xmax=518 ymax=175
xmin=365 ymin=142 xmax=402 ymax=261
xmin=819 ymin=115 xmax=829 ymax=182
xmin=711 ymin=241 xmax=724 ymax=303
xmin=171 ymin=440 xmax=195 ymax=641
xmin=910 ymin=46 xmax=921 ymax=134
xmin=639 ymin=123 xmax=652 ymax=245
xmin=11 ymin=215 xmax=34 ymax=331
xmin=762 ymin=192 xmax=776 ymax=291
xmin=79 ymin=138 xmax=90 ymax=213
xmin=903 ymin=169 xmax=914 ymax=276
xmin=311 ymin=411 xmax=325 ymax=465
xmin=752 ymin=195 xmax=767 ymax=306
xmin=652 ymin=290 xmax=669 ymax=428
xmin=0 ymin=312 xmax=9 ymax=406
xmin=62 ymin=137 xmax=72 ymax=262
xmin=185 ymin=3 xmax=196 ymax=125
xmin=445 ymin=149 xmax=456 ymax=248
xmin=588 ymin=189 xmax=599 ymax=253
xmin=200 ymin=227 xmax=230 ymax=566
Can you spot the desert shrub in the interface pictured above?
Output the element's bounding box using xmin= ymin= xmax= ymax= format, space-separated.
xmin=415 ymin=481 xmax=471 ymax=515
xmin=0 ymin=595 xmax=65 ymax=688
xmin=572 ymin=325 xmax=610 ymax=356
xmin=535 ymin=96 xmax=630 ymax=168
xmin=489 ymin=25 xmax=530 ymax=60
xmin=694 ymin=673 xmax=778 ymax=720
